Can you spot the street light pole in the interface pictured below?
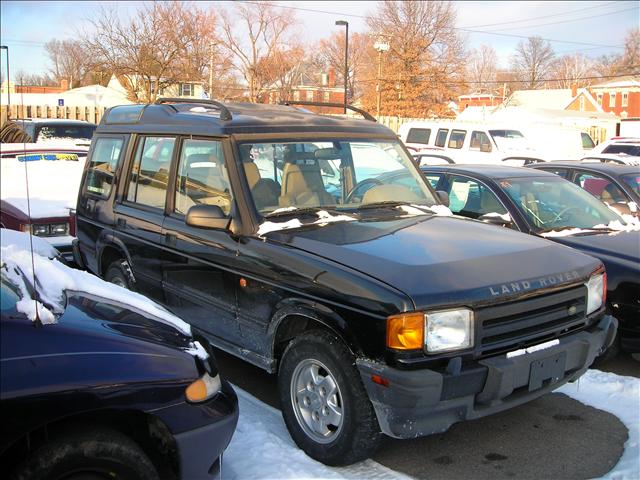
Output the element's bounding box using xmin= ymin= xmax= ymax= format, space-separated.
xmin=335 ymin=20 xmax=348 ymax=114
xmin=374 ymin=38 xmax=389 ymax=118
xmin=209 ymin=42 xmax=214 ymax=99
xmin=0 ymin=45 xmax=9 ymax=109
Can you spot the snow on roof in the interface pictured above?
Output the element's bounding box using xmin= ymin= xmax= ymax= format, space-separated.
xmin=590 ymin=79 xmax=640 ymax=89
xmin=506 ymin=89 xmax=575 ymax=110
xmin=0 ymin=229 xmax=207 ymax=358
xmin=5 ymin=84 xmax=132 ymax=107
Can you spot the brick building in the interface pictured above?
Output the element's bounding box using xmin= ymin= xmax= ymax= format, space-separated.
xmin=589 ymin=78 xmax=640 ymax=118
xmin=457 ymin=92 xmax=503 ymax=111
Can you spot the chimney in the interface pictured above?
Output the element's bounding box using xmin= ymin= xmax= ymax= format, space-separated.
xmin=61 ymin=78 xmax=69 ymax=91
xmin=328 ymin=67 xmax=336 ymax=88
xmin=571 ymin=83 xmax=577 ymax=97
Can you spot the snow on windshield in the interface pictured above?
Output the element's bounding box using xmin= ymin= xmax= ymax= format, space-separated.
xmin=257 ymin=210 xmax=357 ymax=237
xmin=0 ymin=231 xmax=207 ymax=359
xmin=541 ymin=219 xmax=640 ymax=237
xmin=1 ymin=156 xmax=86 ymax=218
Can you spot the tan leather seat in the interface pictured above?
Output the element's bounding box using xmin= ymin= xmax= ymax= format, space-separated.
xmin=279 ymin=160 xmax=334 ymax=207
xmin=244 ymin=162 xmax=260 ymax=190
xmin=362 ymin=184 xmax=420 ymax=204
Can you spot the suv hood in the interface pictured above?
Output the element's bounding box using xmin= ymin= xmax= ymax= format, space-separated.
xmin=270 ymin=215 xmax=600 ymax=309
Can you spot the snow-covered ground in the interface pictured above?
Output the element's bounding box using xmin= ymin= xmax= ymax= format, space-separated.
xmin=224 ymin=369 xmax=639 ymax=480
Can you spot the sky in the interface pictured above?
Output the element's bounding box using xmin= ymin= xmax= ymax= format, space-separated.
xmin=0 ymin=0 xmax=638 ymax=82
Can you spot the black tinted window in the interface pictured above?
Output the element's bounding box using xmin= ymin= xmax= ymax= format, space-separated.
xmin=85 ymin=137 xmax=124 ymax=197
xmin=126 ymin=137 xmax=175 ymax=209
xmin=435 ymin=129 xmax=448 ymax=147
xmin=603 ymin=144 xmax=640 ymax=155
xmin=406 ymin=128 xmax=431 ymax=145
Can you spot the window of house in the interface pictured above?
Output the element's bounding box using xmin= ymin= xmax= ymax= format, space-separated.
xmin=596 ymin=93 xmax=603 ymax=105
xmin=609 ymin=92 xmax=616 ymax=108
xmin=306 ymin=90 xmax=314 ymax=102
xmin=85 ymin=137 xmax=124 ymax=197
xmin=406 ymin=128 xmax=431 ymax=145
xmin=435 ymin=129 xmax=449 ymax=147
xmin=126 ymin=137 xmax=176 ymax=209
xmin=293 ymin=90 xmax=301 ymax=101
xmin=323 ymin=91 xmax=330 ymax=102
xmin=579 ymin=96 xmax=585 ymax=111
xmin=180 ymin=83 xmax=194 ymax=97
xmin=175 ymin=139 xmax=232 ymax=216
xmin=448 ymin=130 xmax=466 ymax=149
xmin=622 ymin=92 xmax=629 ymax=107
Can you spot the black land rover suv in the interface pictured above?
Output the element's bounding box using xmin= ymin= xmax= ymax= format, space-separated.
xmin=75 ymin=99 xmax=617 ymax=466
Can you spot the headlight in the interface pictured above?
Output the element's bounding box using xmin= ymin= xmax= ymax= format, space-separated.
xmin=586 ymin=270 xmax=606 ymax=315
xmin=32 ymin=224 xmax=50 ymax=236
xmin=50 ymin=223 xmax=69 ymax=235
xmin=185 ymin=372 xmax=221 ymax=403
xmin=425 ymin=308 xmax=474 ymax=353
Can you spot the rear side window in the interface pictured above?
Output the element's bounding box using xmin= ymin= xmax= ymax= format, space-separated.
xmin=126 ymin=137 xmax=176 ymax=209
xmin=581 ymin=133 xmax=595 ymax=149
xmin=406 ymin=128 xmax=431 ymax=145
xmin=85 ymin=137 xmax=124 ymax=197
xmin=448 ymin=130 xmax=466 ymax=149
xmin=435 ymin=129 xmax=448 ymax=147
xmin=470 ymin=131 xmax=492 ymax=152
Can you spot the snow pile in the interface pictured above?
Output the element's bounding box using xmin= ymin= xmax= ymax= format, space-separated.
xmin=399 ymin=204 xmax=453 ymax=217
xmin=559 ymin=370 xmax=639 ymax=480
xmin=1 ymin=158 xmax=86 ymax=218
xmin=257 ymin=210 xmax=356 ymax=237
xmin=0 ymin=230 xmax=207 ymax=359
xmin=542 ymin=219 xmax=640 ymax=237
xmin=224 ymin=388 xmax=412 ymax=480
xmin=0 ymin=229 xmax=58 ymax=258
xmin=481 ymin=212 xmax=512 ymax=222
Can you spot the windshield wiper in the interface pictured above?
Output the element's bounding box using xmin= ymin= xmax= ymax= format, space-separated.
xmin=539 ymin=225 xmax=616 ymax=234
xmin=264 ymin=206 xmax=341 ymax=219
xmin=356 ymin=201 xmax=412 ymax=211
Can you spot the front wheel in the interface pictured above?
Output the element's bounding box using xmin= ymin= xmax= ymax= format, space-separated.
xmin=278 ymin=330 xmax=382 ymax=466
xmin=104 ymin=260 xmax=134 ymax=290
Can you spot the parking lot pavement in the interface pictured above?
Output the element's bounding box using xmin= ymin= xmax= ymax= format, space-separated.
xmin=215 ymin=348 xmax=633 ymax=479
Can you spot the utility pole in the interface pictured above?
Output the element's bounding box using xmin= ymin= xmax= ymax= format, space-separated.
xmin=374 ymin=38 xmax=390 ymax=118
xmin=209 ymin=42 xmax=214 ymax=99
xmin=335 ymin=20 xmax=348 ymax=113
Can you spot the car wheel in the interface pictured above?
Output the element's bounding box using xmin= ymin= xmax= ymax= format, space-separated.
xmin=278 ymin=329 xmax=382 ymax=466
xmin=11 ymin=426 xmax=159 ymax=480
xmin=105 ymin=260 xmax=134 ymax=290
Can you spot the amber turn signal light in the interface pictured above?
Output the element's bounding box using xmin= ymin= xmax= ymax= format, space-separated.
xmin=185 ymin=378 xmax=208 ymax=402
xmin=386 ymin=312 xmax=424 ymax=350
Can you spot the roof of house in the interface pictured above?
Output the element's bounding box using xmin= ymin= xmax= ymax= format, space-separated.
xmin=590 ymin=78 xmax=640 ymax=89
xmin=505 ymin=89 xmax=574 ymax=110
xmin=563 ymin=88 xmax=604 ymax=113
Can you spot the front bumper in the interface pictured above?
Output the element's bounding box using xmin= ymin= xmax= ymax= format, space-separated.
xmin=357 ymin=315 xmax=617 ymax=439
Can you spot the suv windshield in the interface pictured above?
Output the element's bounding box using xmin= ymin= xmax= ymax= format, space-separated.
xmin=497 ymin=176 xmax=623 ymax=232
xmin=239 ymin=139 xmax=436 ymax=215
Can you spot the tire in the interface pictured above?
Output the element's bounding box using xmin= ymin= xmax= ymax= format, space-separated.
xmin=104 ymin=260 xmax=134 ymax=290
xmin=11 ymin=426 xmax=159 ymax=480
xmin=278 ymin=329 xmax=382 ymax=466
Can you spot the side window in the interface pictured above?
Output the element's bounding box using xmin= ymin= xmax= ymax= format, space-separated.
xmin=406 ymin=128 xmax=431 ymax=145
xmin=581 ymin=133 xmax=595 ymax=149
xmin=434 ymin=129 xmax=448 ymax=147
xmin=539 ymin=167 xmax=569 ymax=179
xmin=126 ymin=137 xmax=175 ymax=209
xmin=446 ymin=175 xmax=508 ymax=219
xmin=448 ymin=130 xmax=466 ymax=150
xmin=470 ymin=131 xmax=492 ymax=152
xmin=574 ymin=172 xmax=627 ymax=205
xmin=175 ymin=139 xmax=232 ymax=216
xmin=425 ymin=173 xmax=444 ymax=190
xmin=85 ymin=137 xmax=124 ymax=197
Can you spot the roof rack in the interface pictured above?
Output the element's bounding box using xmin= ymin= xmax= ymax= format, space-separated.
xmin=155 ymin=97 xmax=232 ymax=121
xmin=280 ymin=101 xmax=377 ymax=122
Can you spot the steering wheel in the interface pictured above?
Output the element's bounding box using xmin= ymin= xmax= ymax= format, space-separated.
xmin=552 ymin=206 xmax=581 ymax=223
xmin=345 ymin=178 xmax=383 ymax=204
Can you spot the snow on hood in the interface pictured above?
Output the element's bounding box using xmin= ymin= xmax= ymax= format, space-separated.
xmin=481 ymin=212 xmax=512 ymax=222
xmin=541 ymin=219 xmax=640 ymax=238
xmin=257 ymin=210 xmax=357 ymax=237
xmin=0 ymin=231 xmax=207 ymax=359
xmin=1 ymin=157 xmax=85 ymax=218
xmin=399 ymin=204 xmax=453 ymax=217
xmin=0 ymin=229 xmax=59 ymax=259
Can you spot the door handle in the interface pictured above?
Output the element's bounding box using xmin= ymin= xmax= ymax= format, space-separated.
xmin=165 ymin=232 xmax=177 ymax=247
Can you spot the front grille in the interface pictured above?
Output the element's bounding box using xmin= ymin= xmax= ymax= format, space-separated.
xmin=476 ymin=285 xmax=588 ymax=358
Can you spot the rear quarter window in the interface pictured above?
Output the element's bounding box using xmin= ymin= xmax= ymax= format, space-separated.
xmin=406 ymin=128 xmax=431 ymax=145
xmin=84 ymin=137 xmax=125 ymax=197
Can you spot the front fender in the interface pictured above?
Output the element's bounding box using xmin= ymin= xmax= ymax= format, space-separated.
xmin=97 ymin=233 xmax=133 ymax=276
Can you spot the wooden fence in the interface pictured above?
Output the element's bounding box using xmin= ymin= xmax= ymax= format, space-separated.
xmin=1 ymin=105 xmax=106 ymax=127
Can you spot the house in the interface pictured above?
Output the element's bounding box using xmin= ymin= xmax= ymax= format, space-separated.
xmin=564 ymin=85 xmax=604 ymax=114
xmin=0 ymin=82 xmax=131 ymax=107
xmin=589 ymin=78 xmax=640 ymax=119
xmin=107 ymin=74 xmax=205 ymax=102
xmin=457 ymin=92 xmax=503 ymax=111
xmin=260 ymin=66 xmax=345 ymax=113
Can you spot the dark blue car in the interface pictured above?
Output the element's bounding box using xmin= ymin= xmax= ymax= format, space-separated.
xmin=0 ymin=232 xmax=238 ymax=479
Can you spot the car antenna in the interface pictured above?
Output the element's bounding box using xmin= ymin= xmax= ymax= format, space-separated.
xmin=17 ymin=80 xmax=42 ymax=325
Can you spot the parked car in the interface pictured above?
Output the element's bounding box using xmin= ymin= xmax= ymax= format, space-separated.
xmin=421 ymin=164 xmax=638 ymax=357
xmin=590 ymin=137 xmax=640 ymax=157
xmin=0 ymin=118 xmax=96 ymax=145
xmin=76 ymin=99 xmax=616 ymax=465
xmin=579 ymin=154 xmax=640 ymax=166
xmin=529 ymin=161 xmax=640 ymax=219
xmin=0 ymin=229 xmax=238 ymax=479
xmin=0 ymin=145 xmax=90 ymax=262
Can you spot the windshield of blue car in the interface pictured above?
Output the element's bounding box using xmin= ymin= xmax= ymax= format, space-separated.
xmin=497 ymin=176 xmax=623 ymax=232
xmin=239 ymin=139 xmax=437 ymax=215
xmin=621 ymin=173 xmax=640 ymax=196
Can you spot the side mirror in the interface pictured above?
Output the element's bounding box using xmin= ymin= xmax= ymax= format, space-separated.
xmin=435 ymin=190 xmax=449 ymax=207
xmin=185 ymin=204 xmax=230 ymax=230
xmin=479 ymin=213 xmax=512 ymax=227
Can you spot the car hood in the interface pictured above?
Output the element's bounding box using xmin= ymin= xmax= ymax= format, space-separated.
xmin=267 ymin=215 xmax=600 ymax=310
xmin=551 ymin=230 xmax=640 ymax=270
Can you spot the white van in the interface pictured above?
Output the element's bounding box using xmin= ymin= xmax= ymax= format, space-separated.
xmin=398 ymin=121 xmax=538 ymax=164
xmin=519 ymin=125 xmax=596 ymax=160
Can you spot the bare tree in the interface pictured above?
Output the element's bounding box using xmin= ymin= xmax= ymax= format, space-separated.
xmin=219 ymin=2 xmax=297 ymax=102
xmin=550 ymin=53 xmax=595 ymax=89
xmin=510 ymin=36 xmax=556 ymax=89
xmin=468 ymin=44 xmax=498 ymax=93
xmin=45 ymin=40 xmax=90 ymax=88
xmin=366 ymin=1 xmax=466 ymax=117
xmin=13 ymin=70 xmax=57 ymax=87
xmin=619 ymin=27 xmax=640 ymax=76
xmin=82 ymin=1 xmax=219 ymax=102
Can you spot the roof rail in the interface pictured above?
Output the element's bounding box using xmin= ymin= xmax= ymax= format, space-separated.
xmin=280 ymin=101 xmax=377 ymax=122
xmin=155 ymin=97 xmax=232 ymax=121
